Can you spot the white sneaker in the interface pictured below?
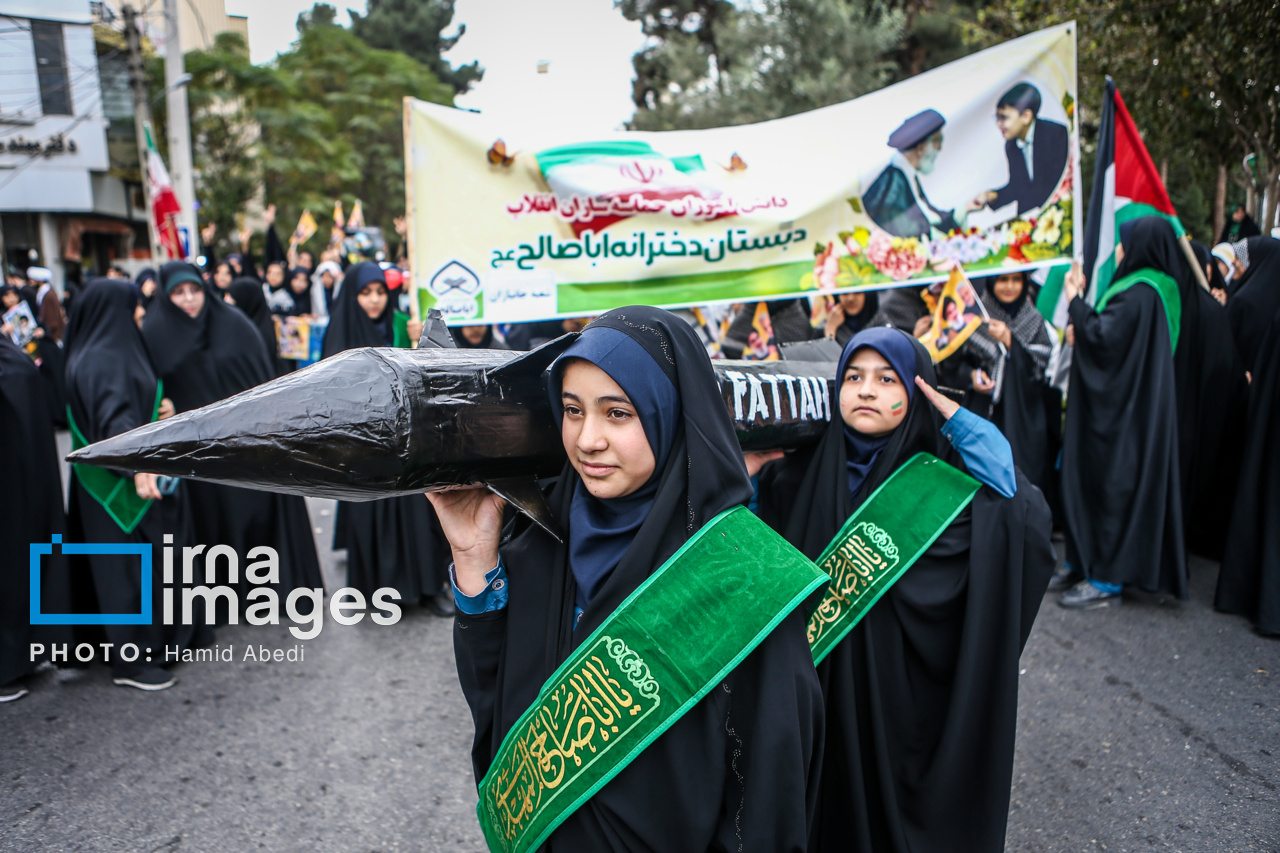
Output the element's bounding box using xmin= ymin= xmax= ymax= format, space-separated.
xmin=113 ymin=669 xmax=176 ymax=691
xmin=0 ymin=685 xmax=29 ymax=702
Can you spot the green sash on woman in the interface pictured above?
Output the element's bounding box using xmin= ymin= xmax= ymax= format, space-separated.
xmin=807 ymin=453 xmax=981 ymax=664
xmin=1093 ymin=267 xmax=1181 ymax=353
xmin=67 ymin=382 xmax=164 ymax=534
xmin=476 ymin=506 xmax=829 ymax=853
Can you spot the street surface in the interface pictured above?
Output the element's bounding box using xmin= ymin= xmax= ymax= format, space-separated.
xmin=2 ymin=441 xmax=1276 ymax=851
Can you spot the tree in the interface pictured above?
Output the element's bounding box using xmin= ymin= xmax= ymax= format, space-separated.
xmin=622 ymin=0 xmax=905 ymax=130
xmin=150 ymin=4 xmax=455 ymax=260
xmin=151 ymin=32 xmax=290 ymax=255
xmin=266 ymin=13 xmax=456 ymax=240
xmin=348 ymin=0 xmax=483 ymax=95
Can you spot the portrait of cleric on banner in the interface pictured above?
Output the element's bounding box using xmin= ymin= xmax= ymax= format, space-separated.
xmin=863 ymin=82 xmax=1070 ymax=241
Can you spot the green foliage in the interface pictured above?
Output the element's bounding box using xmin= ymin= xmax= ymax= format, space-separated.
xmin=348 ymin=0 xmax=483 ymax=95
xmin=151 ymin=4 xmax=456 ymax=259
xmin=622 ymin=0 xmax=906 ymax=130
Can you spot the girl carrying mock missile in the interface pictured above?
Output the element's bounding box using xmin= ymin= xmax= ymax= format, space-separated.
xmin=754 ymin=325 xmax=1055 ymax=853
xmin=430 ymin=306 xmax=826 ymax=852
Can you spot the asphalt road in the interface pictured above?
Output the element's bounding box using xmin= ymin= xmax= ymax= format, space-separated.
xmin=2 ymin=445 xmax=1276 ymax=851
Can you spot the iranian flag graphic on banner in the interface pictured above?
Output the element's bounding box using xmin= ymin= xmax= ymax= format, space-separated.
xmin=146 ymin=126 xmax=184 ymax=260
xmin=1081 ymin=77 xmax=1185 ymax=304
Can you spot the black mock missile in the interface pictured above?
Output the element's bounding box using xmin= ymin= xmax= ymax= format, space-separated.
xmin=67 ymin=315 xmax=838 ymax=539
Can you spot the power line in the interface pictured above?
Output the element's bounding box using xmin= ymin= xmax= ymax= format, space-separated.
xmin=0 ymin=94 xmax=106 ymax=192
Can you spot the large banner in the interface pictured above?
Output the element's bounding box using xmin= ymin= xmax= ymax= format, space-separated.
xmin=406 ymin=24 xmax=1079 ymax=324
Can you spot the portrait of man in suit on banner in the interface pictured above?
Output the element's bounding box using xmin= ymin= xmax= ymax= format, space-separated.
xmin=978 ymin=82 xmax=1070 ymax=215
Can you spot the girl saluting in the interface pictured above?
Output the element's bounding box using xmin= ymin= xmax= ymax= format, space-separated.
xmin=756 ymin=325 xmax=1056 ymax=853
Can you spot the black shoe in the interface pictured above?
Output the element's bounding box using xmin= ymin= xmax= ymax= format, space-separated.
xmin=1058 ymin=580 xmax=1121 ymax=610
xmin=113 ymin=667 xmax=176 ymax=691
xmin=426 ymin=590 xmax=457 ymax=618
xmin=1046 ymin=563 xmax=1083 ymax=593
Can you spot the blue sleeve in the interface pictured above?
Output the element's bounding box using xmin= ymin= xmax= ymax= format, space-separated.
xmin=450 ymin=558 xmax=509 ymax=615
xmin=940 ymin=407 xmax=1018 ymax=498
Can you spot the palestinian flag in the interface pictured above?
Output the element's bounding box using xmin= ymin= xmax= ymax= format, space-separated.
xmin=1082 ymin=77 xmax=1184 ymax=304
xmin=145 ymin=125 xmax=183 ymax=260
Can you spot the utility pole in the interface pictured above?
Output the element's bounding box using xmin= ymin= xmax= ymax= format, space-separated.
xmin=163 ymin=0 xmax=197 ymax=261
xmin=122 ymin=4 xmax=163 ymax=264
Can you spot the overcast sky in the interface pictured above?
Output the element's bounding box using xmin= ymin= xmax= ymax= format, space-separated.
xmin=224 ymin=0 xmax=647 ymax=132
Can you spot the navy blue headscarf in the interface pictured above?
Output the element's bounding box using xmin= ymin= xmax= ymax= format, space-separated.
xmin=549 ymin=326 xmax=681 ymax=610
xmin=837 ymin=326 xmax=919 ymax=499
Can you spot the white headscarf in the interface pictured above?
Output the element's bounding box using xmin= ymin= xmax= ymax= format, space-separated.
xmin=310 ymin=261 xmax=343 ymax=321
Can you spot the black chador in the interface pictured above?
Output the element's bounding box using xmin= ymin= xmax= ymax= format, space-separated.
xmin=1227 ymin=236 xmax=1280 ymax=373
xmin=0 ymin=334 xmax=71 ymax=693
xmin=1060 ymin=218 xmax=1186 ymax=596
xmin=453 ymin=308 xmax=824 ymax=851
xmin=962 ymin=273 xmax=1057 ymax=497
xmin=142 ymin=263 xmax=322 ymax=615
xmin=1217 ymin=266 xmax=1280 ymax=636
xmin=225 ymin=276 xmax=283 ymax=376
xmin=64 ymin=279 xmax=209 ymax=682
xmin=322 ymin=262 xmax=449 ymax=603
xmin=757 ymin=327 xmax=1054 ymax=853
xmin=1179 ymin=242 xmax=1249 ymax=559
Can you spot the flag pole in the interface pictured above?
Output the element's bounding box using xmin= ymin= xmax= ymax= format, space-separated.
xmin=1177 ymin=235 xmax=1212 ymax=293
xmin=403 ymin=97 xmax=421 ymax=325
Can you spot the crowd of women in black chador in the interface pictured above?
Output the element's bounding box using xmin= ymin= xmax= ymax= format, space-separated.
xmin=1045 ymin=217 xmax=1272 ymax=625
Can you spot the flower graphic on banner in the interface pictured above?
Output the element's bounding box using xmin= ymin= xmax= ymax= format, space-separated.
xmin=865 ymin=229 xmax=929 ymax=281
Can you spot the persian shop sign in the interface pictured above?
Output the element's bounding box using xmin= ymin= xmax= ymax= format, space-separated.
xmin=405 ymin=23 xmax=1080 ymax=324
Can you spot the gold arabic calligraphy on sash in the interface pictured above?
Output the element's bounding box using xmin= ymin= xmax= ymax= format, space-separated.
xmin=806 ymin=521 xmax=900 ymax=646
xmin=485 ymin=636 xmax=661 ymax=846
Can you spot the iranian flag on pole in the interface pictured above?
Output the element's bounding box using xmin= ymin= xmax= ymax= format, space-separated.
xmin=146 ymin=126 xmax=183 ymax=260
xmin=1081 ymin=77 xmax=1185 ymax=304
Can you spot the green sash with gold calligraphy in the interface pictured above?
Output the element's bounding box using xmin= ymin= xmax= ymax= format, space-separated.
xmin=475 ymin=506 xmax=829 ymax=853
xmin=808 ymin=453 xmax=981 ymax=664
xmin=66 ymin=382 xmax=164 ymax=535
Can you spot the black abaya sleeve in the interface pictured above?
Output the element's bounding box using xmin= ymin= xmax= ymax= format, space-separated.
xmin=265 ymin=225 xmax=287 ymax=266
xmin=453 ymin=610 xmax=510 ymax=783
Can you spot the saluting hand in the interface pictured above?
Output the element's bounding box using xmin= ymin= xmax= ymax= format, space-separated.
xmin=426 ymin=488 xmax=506 ymax=595
xmin=914 ymin=376 xmax=961 ymax=421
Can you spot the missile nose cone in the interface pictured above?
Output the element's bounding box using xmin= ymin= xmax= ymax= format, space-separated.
xmin=67 ymin=349 xmax=412 ymax=498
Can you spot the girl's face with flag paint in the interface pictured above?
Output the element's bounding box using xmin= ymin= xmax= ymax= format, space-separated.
xmin=559 ymin=359 xmax=656 ymax=500
xmin=840 ymin=347 xmax=909 ymax=437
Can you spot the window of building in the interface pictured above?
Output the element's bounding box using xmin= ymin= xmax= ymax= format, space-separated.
xmin=32 ymin=20 xmax=72 ymax=116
